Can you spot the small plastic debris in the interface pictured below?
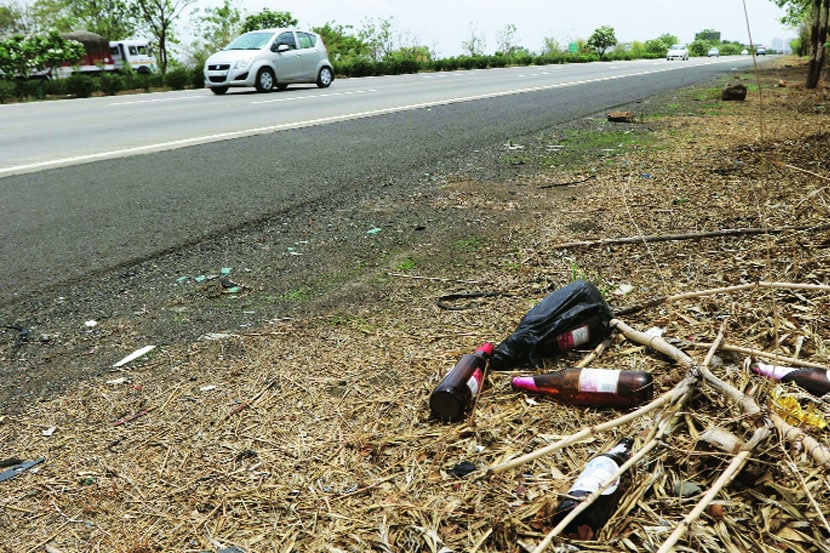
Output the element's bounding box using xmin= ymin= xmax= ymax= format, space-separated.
xmin=176 ymin=276 xmax=188 ymax=283
xmin=217 ymin=546 xmax=245 ymax=553
xmin=613 ymin=283 xmax=634 ymax=297
xmin=366 ymin=227 xmax=382 ymax=234
xmin=112 ymin=345 xmax=156 ymax=368
xmin=84 ymin=320 xmax=97 ymax=329
xmin=200 ymin=385 xmax=218 ymax=392
xmin=674 ymin=481 xmax=702 ymax=497
xmin=199 ymin=333 xmax=234 ymax=341
xmin=107 ymin=377 xmax=128 ymax=385
xmin=41 ymin=426 xmax=57 ymax=437
xmin=113 ymin=408 xmax=151 ymax=426
xmin=447 ymin=461 xmax=476 ymax=478
xmin=220 ymin=267 xmax=233 ymax=275
xmin=0 ymin=458 xmax=45 ymax=483
xmin=194 ymin=275 xmax=207 ymax=283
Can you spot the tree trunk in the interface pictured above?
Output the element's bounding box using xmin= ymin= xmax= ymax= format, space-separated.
xmin=806 ymin=0 xmax=829 ymax=89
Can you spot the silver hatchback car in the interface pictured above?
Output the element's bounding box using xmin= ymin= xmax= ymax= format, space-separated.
xmin=204 ymin=28 xmax=334 ymax=94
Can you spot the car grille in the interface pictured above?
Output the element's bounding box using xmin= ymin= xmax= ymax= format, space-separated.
xmin=207 ymin=63 xmax=230 ymax=71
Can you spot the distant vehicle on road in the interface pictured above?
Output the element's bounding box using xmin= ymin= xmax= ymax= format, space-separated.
xmin=707 ymin=47 xmax=720 ymax=57
xmin=755 ymin=45 xmax=767 ymax=56
xmin=204 ymin=28 xmax=334 ymax=95
xmin=667 ymin=44 xmax=689 ymax=61
xmin=110 ymin=40 xmax=157 ymax=74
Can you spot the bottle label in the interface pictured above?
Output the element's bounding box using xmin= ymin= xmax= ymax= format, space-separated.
xmin=578 ymin=369 xmax=620 ymax=394
xmin=567 ymin=456 xmax=620 ymax=496
xmin=556 ymin=324 xmax=590 ymax=351
xmin=752 ymin=361 xmax=798 ymax=381
xmin=466 ymin=368 xmax=483 ymax=398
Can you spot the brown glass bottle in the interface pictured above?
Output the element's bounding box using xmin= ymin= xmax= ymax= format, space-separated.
xmin=551 ymin=437 xmax=634 ymax=540
xmin=512 ymin=368 xmax=653 ymax=408
xmin=430 ymin=343 xmax=494 ymax=422
xmin=751 ymin=361 xmax=830 ymax=397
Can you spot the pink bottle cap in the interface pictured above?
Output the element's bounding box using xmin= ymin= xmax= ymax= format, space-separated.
xmin=477 ymin=342 xmax=495 ymax=356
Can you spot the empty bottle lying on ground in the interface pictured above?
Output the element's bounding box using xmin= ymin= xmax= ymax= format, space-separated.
xmin=429 ymin=343 xmax=494 ymax=422
xmin=751 ymin=359 xmax=830 ymax=397
xmin=490 ymin=280 xmax=614 ymax=371
xmin=512 ymin=368 xmax=654 ymax=408
xmin=551 ymin=437 xmax=634 ymax=540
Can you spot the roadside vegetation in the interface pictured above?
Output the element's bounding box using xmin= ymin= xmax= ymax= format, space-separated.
xmin=1 ymin=0 xmax=825 ymax=103
xmin=2 ymin=55 xmax=829 ymax=553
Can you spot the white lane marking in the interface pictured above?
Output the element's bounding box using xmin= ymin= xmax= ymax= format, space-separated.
xmin=109 ymin=95 xmax=206 ymax=105
xmin=251 ymin=89 xmax=379 ymax=104
xmin=0 ymin=60 xmax=735 ymax=176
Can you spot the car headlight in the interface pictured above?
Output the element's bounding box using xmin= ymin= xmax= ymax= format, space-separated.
xmin=233 ymin=58 xmax=253 ymax=70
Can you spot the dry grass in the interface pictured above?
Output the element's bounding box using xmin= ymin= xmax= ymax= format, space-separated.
xmin=2 ymin=58 xmax=830 ymax=553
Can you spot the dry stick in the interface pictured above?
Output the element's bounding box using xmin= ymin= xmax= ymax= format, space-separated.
xmin=655 ymin=425 xmax=772 ymax=553
xmin=531 ymin=326 xmax=725 ymax=553
xmin=488 ymin=385 xmax=684 ymax=474
xmin=550 ymin=223 xmax=830 ymax=250
xmin=686 ymin=342 xmax=830 ymax=369
xmin=615 ymin=281 xmax=830 ymax=316
xmin=619 ymin=319 xmax=830 ymax=469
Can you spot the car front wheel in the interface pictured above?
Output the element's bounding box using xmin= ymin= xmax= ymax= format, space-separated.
xmin=316 ymin=67 xmax=333 ymax=88
xmin=255 ymin=67 xmax=275 ymax=92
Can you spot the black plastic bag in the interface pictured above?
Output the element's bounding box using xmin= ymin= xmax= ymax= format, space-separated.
xmin=490 ymin=280 xmax=614 ymax=370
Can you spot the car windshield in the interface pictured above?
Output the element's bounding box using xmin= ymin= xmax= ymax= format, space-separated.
xmin=223 ymin=32 xmax=274 ymax=50
xmin=671 ymin=45 xmax=685 ymax=49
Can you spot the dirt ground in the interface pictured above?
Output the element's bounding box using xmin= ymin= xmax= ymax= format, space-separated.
xmin=2 ymin=57 xmax=830 ymax=553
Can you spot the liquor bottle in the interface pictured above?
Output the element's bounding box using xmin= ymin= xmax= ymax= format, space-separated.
xmin=490 ymin=280 xmax=614 ymax=371
xmin=429 ymin=343 xmax=494 ymax=422
xmin=751 ymin=360 xmax=830 ymax=397
xmin=551 ymin=437 xmax=634 ymax=540
xmin=512 ymin=368 xmax=653 ymax=409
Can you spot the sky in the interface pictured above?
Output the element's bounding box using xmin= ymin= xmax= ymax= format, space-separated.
xmin=222 ymin=0 xmax=797 ymax=57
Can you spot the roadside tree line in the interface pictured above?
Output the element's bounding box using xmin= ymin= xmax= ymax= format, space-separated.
xmin=0 ymin=0 xmax=827 ymax=100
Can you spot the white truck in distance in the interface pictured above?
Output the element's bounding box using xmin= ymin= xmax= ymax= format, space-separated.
xmin=110 ymin=40 xmax=157 ymax=74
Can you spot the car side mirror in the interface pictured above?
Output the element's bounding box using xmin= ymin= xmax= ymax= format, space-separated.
xmin=275 ymin=43 xmax=290 ymax=53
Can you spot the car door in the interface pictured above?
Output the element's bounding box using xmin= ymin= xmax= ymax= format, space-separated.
xmin=295 ymin=32 xmax=323 ymax=81
xmin=271 ymin=31 xmax=303 ymax=82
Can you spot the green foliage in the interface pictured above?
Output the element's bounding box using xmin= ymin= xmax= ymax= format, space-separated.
xmin=0 ymin=78 xmax=15 ymax=102
xmin=0 ymin=4 xmax=24 ymax=34
xmin=98 ymin=71 xmax=124 ymax=95
xmin=695 ymin=29 xmax=721 ymax=42
xmin=0 ymin=31 xmax=85 ymax=78
xmin=689 ymin=40 xmax=708 ymax=57
xmin=65 ymin=72 xmax=95 ymax=97
xmin=587 ymin=25 xmax=617 ymax=58
xmin=164 ymin=66 xmax=189 ymax=89
xmin=28 ymin=0 xmax=138 ymax=39
xmin=241 ymin=8 xmax=297 ymax=33
xmin=313 ymin=21 xmax=371 ymax=62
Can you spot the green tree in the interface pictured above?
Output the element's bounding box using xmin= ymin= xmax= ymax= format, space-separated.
xmin=0 ymin=2 xmax=25 ymax=34
xmin=496 ymin=23 xmax=520 ymax=55
xmin=133 ymin=0 xmax=196 ymax=74
xmin=587 ymin=25 xmax=617 ymax=58
xmin=240 ymin=8 xmax=296 ymax=33
xmin=28 ymin=0 xmax=138 ymax=39
xmin=689 ymin=40 xmax=708 ymax=56
xmin=774 ymin=0 xmax=828 ymax=88
xmin=695 ymin=29 xmax=721 ymax=42
xmin=313 ymin=21 xmax=370 ymax=62
xmin=0 ymin=30 xmax=85 ymax=78
xmin=461 ymin=21 xmax=485 ymax=57
xmin=189 ymin=0 xmax=243 ymax=56
xmin=358 ymin=16 xmax=395 ymax=61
